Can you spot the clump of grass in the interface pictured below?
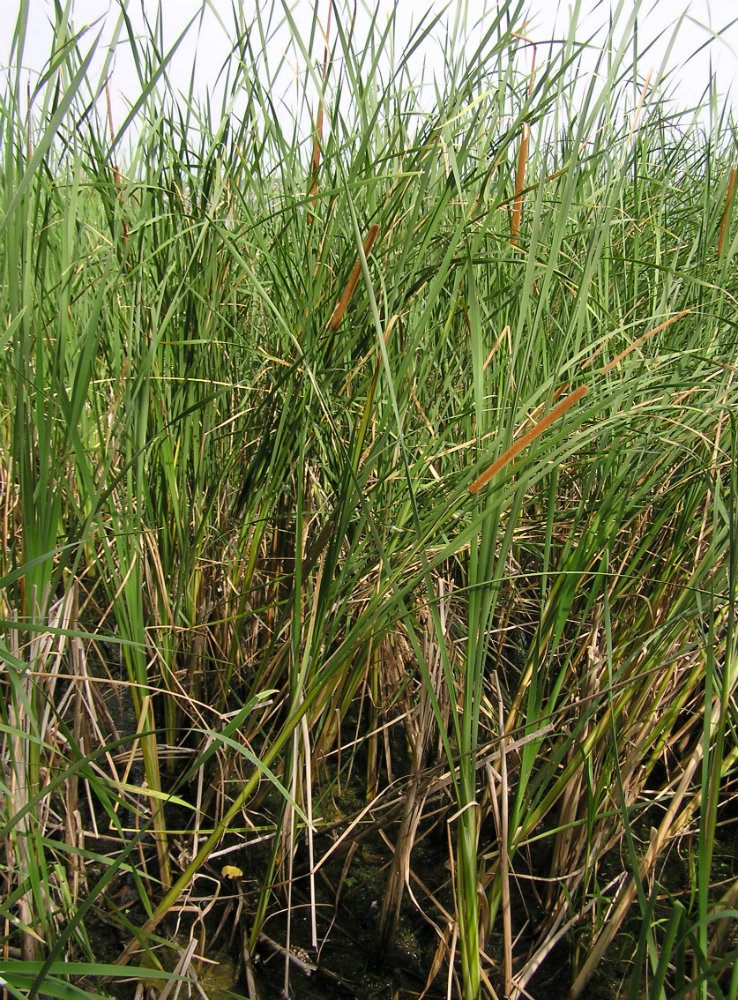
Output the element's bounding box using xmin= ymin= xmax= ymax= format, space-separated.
xmin=1 ymin=1 xmax=737 ymax=999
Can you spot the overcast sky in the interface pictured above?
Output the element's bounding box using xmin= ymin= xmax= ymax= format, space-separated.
xmin=2 ymin=0 xmax=737 ymax=133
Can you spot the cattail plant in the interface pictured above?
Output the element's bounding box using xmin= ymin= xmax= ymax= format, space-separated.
xmin=1 ymin=2 xmax=736 ymax=999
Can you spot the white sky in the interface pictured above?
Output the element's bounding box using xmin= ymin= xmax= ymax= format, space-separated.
xmin=2 ymin=0 xmax=737 ymax=135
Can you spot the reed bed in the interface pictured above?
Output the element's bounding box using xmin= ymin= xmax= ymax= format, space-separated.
xmin=1 ymin=1 xmax=737 ymax=998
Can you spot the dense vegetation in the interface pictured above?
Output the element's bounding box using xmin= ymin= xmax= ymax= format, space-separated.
xmin=1 ymin=1 xmax=737 ymax=998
